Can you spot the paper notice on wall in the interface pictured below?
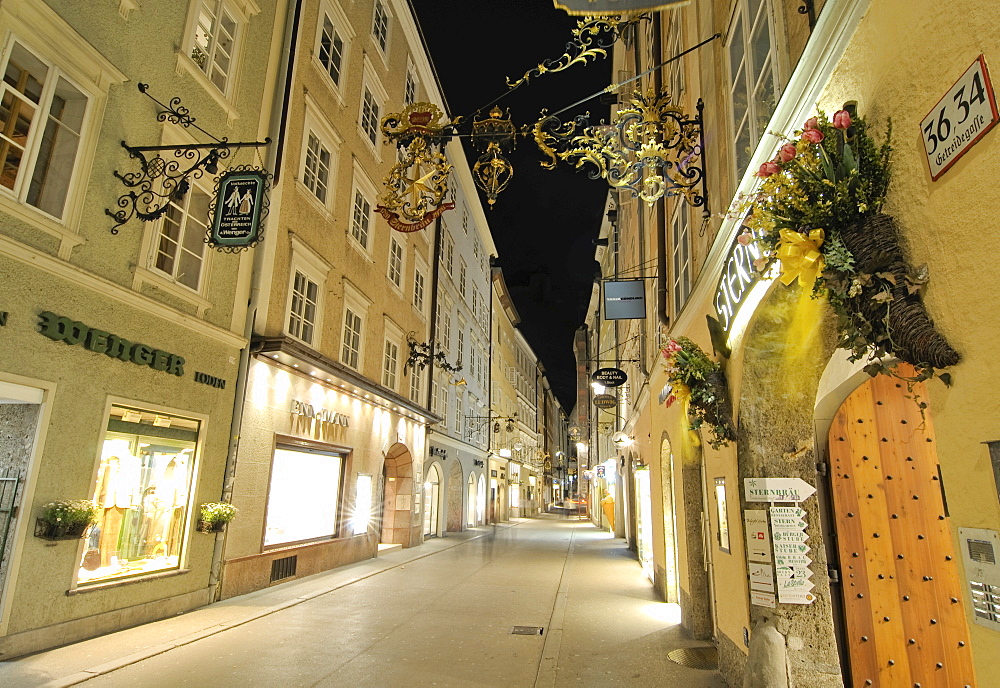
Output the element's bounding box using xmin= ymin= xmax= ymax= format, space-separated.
xmin=744 ymin=509 xmax=771 ymax=562
xmin=750 ymin=590 xmax=776 ymax=608
xmin=749 ymin=562 xmax=775 ymax=592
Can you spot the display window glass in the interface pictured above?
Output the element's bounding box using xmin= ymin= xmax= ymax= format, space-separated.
xmin=78 ymin=405 xmax=200 ymax=585
xmin=265 ymin=446 xmax=343 ymax=547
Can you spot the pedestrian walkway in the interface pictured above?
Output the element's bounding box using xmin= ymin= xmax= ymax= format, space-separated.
xmin=0 ymin=516 xmax=725 ymax=687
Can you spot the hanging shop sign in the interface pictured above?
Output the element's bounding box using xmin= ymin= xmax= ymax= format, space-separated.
xmin=37 ymin=311 xmax=185 ymax=376
xmin=208 ymin=168 xmax=270 ymax=250
xmin=744 ymin=477 xmax=816 ymax=503
xmin=595 ymin=465 xmax=606 ymax=478
xmin=715 ymin=224 xmax=768 ymax=336
xmin=921 ymin=55 xmax=998 ymax=181
xmin=592 ymin=368 xmax=627 ymax=387
xmin=603 ymin=280 xmax=646 ymax=320
xmin=593 ymin=394 xmax=617 ymax=409
xmin=554 ymin=0 xmax=691 ymax=15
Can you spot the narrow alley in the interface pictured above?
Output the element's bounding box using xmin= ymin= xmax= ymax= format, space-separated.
xmin=0 ymin=517 xmax=724 ymax=688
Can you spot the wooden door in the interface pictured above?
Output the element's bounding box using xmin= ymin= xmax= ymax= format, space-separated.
xmin=828 ymin=369 xmax=975 ymax=687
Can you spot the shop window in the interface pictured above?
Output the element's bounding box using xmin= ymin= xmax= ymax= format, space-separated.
xmin=714 ymin=477 xmax=731 ymax=553
xmin=0 ymin=40 xmax=89 ymax=220
xmin=189 ymin=0 xmax=244 ymax=96
xmin=151 ymin=184 xmax=209 ymax=291
xmin=78 ymin=405 xmax=200 ymax=586
xmin=264 ymin=445 xmax=343 ymax=547
xmin=727 ymin=0 xmax=780 ymax=177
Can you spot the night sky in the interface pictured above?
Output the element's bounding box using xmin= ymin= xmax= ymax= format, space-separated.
xmin=412 ymin=0 xmax=611 ymax=410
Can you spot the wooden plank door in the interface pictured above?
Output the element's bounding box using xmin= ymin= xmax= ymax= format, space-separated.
xmin=827 ymin=369 xmax=976 ymax=687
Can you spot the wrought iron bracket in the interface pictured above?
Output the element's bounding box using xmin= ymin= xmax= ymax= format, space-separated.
xmin=105 ymin=83 xmax=270 ymax=234
xmin=403 ymin=332 xmax=462 ymax=375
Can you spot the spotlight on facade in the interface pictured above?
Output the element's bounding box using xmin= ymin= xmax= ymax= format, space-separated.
xmin=612 ymin=431 xmax=634 ymax=448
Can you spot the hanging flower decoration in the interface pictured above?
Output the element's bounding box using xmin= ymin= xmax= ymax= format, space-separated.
xmin=740 ymin=108 xmax=959 ymax=383
xmin=660 ymin=337 xmax=736 ymax=449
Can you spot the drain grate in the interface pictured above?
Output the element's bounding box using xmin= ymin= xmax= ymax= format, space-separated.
xmin=511 ymin=626 xmax=544 ymax=636
xmin=666 ymin=646 xmax=718 ymax=671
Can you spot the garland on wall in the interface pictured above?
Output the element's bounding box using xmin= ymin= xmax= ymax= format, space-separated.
xmin=661 ymin=337 xmax=737 ymax=449
xmin=738 ymin=107 xmax=959 ymax=386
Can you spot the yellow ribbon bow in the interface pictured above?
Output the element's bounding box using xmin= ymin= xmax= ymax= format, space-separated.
xmin=776 ymin=228 xmax=826 ymax=287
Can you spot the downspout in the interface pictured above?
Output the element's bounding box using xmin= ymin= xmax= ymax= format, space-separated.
xmin=426 ymin=216 xmax=443 ymax=410
xmin=209 ymin=0 xmax=301 ymax=601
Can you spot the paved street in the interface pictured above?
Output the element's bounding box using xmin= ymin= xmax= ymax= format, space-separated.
xmin=1 ymin=516 xmax=724 ymax=688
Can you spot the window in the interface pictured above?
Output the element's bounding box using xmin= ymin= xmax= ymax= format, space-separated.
xmin=453 ymin=391 xmax=463 ymax=436
xmin=413 ymin=267 xmax=426 ymax=313
xmin=442 ymin=231 xmax=454 ymax=276
xmin=388 ymin=237 xmax=403 ymax=287
xmin=671 ymin=205 xmax=692 ymax=314
xmin=151 ymin=185 xmax=208 ymax=291
xmin=457 ymin=324 xmax=465 ymax=371
xmin=409 ymin=364 xmax=422 ymax=403
xmin=403 ymin=61 xmax=417 ymax=105
xmin=78 ymin=404 xmax=200 ymax=586
xmin=441 ymin=309 xmax=452 ymax=352
xmin=371 ymin=0 xmax=390 ymax=54
xmin=360 ymin=87 xmax=379 ymax=146
xmin=0 ymin=40 xmax=88 ymax=220
xmin=351 ymin=189 xmax=372 ymax=249
xmin=462 ymin=208 xmax=469 ymax=233
xmin=728 ymin=0 xmax=779 ymax=175
xmin=342 ymin=307 xmax=362 ymax=369
xmin=382 ymin=338 xmax=399 ymax=390
xmin=288 ymin=270 xmax=319 ymax=344
xmin=265 ymin=446 xmax=344 ymax=547
xmin=316 ymin=5 xmax=349 ymax=88
xmin=189 ymin=0 xmax=242 ymax=94
xmin=459 ymin=260 xmax=467 ymax=298
xmin=303 ymin=132 xmax=332 ymax=204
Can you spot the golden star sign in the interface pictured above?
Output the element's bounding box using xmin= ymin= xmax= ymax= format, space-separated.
xmin=403 ymin=164 xmax=438 ymax=205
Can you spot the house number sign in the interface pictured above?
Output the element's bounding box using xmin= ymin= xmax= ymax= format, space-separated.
xmin=921 ymin=55 xmax=998 ymax=180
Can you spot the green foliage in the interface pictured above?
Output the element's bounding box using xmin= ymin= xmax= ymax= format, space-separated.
xmin=40 ymin=500 xmax=99 ymax=527
xmin=200 ymin=502 xmax=238 ymax=525
xmin=661 ymin=337 xmax=736 ymax=449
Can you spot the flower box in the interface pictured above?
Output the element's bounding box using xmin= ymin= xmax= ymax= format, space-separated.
xmin=196 ymin=519 xmax=227 ymax=533
xmin=34 ymin=518 xmax=90 ymax=541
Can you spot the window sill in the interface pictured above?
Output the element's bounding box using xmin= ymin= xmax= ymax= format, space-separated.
xmin=175 ymin=52 xmax=240 ymax=124
xmin=0 ymin=194 xmax=86 ymax=259
xmin=133 ymin=265 xmax=213 ymax=317
xmin=68 ymin=568 xmax=190 ymax=595
xmin=356 ymin=128 xmax=383 ymax=163
xmin=310 ymin=57 xmax=347 ymax=108
xmin=347 ymin=236 xmax=375 ymax=264
xmin=294 ymin=180 xmax=336 ymax=221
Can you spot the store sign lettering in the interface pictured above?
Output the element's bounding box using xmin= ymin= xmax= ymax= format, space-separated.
xmin=714 ymin=226 xmax=765 ymax=334
xmin=290 ymin=399 xmax=349 ymax=427
xmin=38 ymin=311 xmax=185 ymax=376
xmin=194 ymin=371 xmax=226 ymax=389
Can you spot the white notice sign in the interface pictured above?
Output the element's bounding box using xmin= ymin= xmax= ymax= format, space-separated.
xmin=745 ymin=477 xmax=816 ymax=503
xmin=744 ymin=509 xmax=771 ymax=562
xmin=777 ymin=589 xmax=816 ymax=605
xmin=749 ymin=562 xmax=775 ymax=592
xmin=750 ymin=590 xmax=776 ymax=608
xmin=921 ymin=55 xmax=999 ymax=180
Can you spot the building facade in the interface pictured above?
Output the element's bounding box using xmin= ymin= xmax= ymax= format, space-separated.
xmin=0 ymin=0 xmax=285 ymax=656
xmin=579 ymin=0 xmax=1000 ymax=686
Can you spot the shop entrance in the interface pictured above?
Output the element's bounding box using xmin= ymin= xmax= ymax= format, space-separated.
xmin=659 ymin=436 xmax=680 ymax=602
xmin=380 ymin=443 xmax=415 ymax=547
xmin=827 ymin=369 xmax=975 ymax=687
xmin=423 ymin=463 xmax=441 ymax=537
xmin=467 ymin=474 xmax=476 ymax=527
xmin=0 ymin=381 xmax=43 ymax=613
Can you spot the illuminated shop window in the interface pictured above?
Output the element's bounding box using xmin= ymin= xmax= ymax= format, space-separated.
xmin=78 ymin=405 xmax=199 ymax=586
xmin=264 ymin=446 xmax=343 ymax=547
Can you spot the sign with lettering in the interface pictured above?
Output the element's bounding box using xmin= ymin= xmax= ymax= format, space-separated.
xmin=744 ymin=477 xmax=816 ymax=503
xmin=37 ymin=311 xmax=185 ymax=376
xmin=921 ymin=55 xmax=998 ymax=180
xmin=430 ymin=447 xmax=447 ymax=458
xmin=714 ymin=224 xmax=767 ymax=336
xmin=290 ymin=399 xmax=350 ymax=427
xmin=592 ymin=368 xmax=627 ymax=387
xmin=750 ymin=590 xmax=776 ymax=608
xmin=554 ymin=0 xmax=690 ymax=15
xmin=749 ymin=562 xmax=775 ymax=593
xmin=603 ymin=280 xmax=646 ymax=320
xmin=208 ymin=169 xmax=269 ymax=250
xmin=770 ymin=505 xmax=815 ymax=605
xmin=194 ymin=371 xmax=226 ymax=389
xmin=593 ymin=393 xmax=617 ymax=409
xmin=744 ymin=509 xmax=771 ymax=562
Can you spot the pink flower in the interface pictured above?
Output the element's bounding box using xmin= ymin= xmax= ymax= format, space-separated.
xmin=737 ymin=232 xmax=752 ymax=246
xmin=665 ymin=340 xmax=683 ymax=353
xmin=804 ymin=116 xmax=819 ymax=131
xmin=753 ymin=257 xmax=768 ymax=272
xmin=832 ymin=109 xmax=852 ymax=130
xmin=802 ymin=128 xmax=825 ymax=143
xmin=756 ymin=161 xmax=781 ymax=177
xmin=778 ymin=143 xmax=797 ymax=162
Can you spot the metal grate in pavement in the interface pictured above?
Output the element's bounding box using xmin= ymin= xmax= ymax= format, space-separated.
xmin=666 ymin=646 xmax=718 ymax=670
xmin=511 ymin=626 xmax=544 ymax=635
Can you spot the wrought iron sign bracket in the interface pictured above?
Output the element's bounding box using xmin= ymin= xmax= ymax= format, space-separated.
xmin=105 ymin=83 xmax=270 ymax=234
xmin=402 ymin=332 xmax=462 ymax=375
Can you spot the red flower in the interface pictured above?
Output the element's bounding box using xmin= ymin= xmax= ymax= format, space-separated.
xmin=832 ymin=109 xmax=852 ymax=130
xmin=778 ymin=143 xmax=797 ymax=162
xmin=756 ymin=161 xmax=781 ymax=177
xmin=802 ymin=128 xmax=825 ymax=143
xmin=804 ymin=116 xmax=819 ymax=131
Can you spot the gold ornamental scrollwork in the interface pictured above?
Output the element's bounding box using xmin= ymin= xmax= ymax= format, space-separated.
xmin=471 ymin=107 xmax=516 ymax=208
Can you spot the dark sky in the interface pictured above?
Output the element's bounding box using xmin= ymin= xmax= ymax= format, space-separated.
xmin=412 ymin=0 xmax=611 ymax=410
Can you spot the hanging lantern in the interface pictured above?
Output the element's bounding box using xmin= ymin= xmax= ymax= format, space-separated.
xmin=471 ymin=107 xmax=516 ymax=208
xmin=376 ymin=103 xmax=457 ymax=232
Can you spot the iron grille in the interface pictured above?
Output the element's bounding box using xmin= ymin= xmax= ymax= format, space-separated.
xmin=270 ymin=555 xmax=297 ymax=582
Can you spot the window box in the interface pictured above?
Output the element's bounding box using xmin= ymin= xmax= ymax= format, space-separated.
xmin=35 ymin=517 xmax=91 ymax=541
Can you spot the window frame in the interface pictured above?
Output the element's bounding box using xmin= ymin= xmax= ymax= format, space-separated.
xmin=370 ymin=0 xmax=392 ymax=63
xmin=387 ymin=235 xmax=404 ymax=290
xmin=298 ymin=96 xmax=342 ymax=213
xmin=148 ymin=177 xmax=212 ymax=294
xmin=358 ymin=58 xmax=388 ymax=158
xmin=181 ymin=0 xmax=255 ymax=102
xmin=348 ymin=162 xmax=379 ymax=256
xmin=312 ymin=0 xmax=354 ymax=101
xmin=671 ymin=203 xmax=693 ymax=316
xmin=340 ymin=280 xmax=371 ymax=371
xmin=285 ymin=234 xmax=331 ymax=348
xmin=403 ymin=57 xmax=418 ymax=106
